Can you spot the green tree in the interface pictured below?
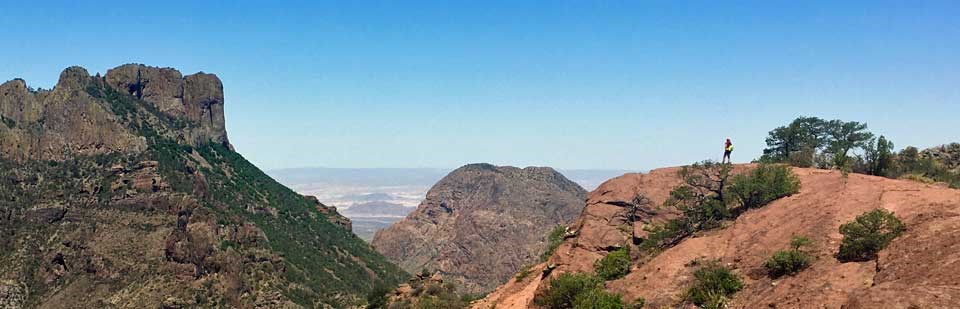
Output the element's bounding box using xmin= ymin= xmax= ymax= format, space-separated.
xmin=858 ymin=136 xmax=896 ymax=177
xmin=824 ymin=120 xmax=874 ymax=169
xmin=896 ymin=146 xmax=920 ymax=172
xmin=762 ymin=116 xmax=829 ymax=163
xmin=666 ymin=161 xmax=733 ymax=230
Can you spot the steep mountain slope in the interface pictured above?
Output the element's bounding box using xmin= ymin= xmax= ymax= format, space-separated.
xmin=372 ymin=164 xmax=588 ymax=294
xmin=0 ymin=65 xmax=406 ymax=308
xmin=476 ymin=165 xmax=960 ymax=308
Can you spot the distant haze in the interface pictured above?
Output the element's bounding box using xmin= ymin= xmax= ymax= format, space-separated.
xmin=268 ymin=166 xmax=631 ymax=241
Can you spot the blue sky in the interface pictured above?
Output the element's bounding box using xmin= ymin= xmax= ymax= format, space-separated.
xmin=1 ymin=1 xmax=958 ymax=170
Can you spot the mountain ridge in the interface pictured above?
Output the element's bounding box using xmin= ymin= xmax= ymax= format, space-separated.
xmin=0 ymin=64 xmax=406 ymax=307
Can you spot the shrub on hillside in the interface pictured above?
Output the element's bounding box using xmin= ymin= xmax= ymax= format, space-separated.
xmin=764 ymin=236 xmax=812 ymax=278
xmin=594 ymin=246 xmax=632 ymax=281
xmin=728 ymin=164 xmax=801 ymax=211
xmin=685 ymin=261 xmax=743 ymax=309
xmin=542 ymin=225 xmax=567 ymax=261
xmin=639 ymin=219 xmax=690 ymax=253
xmin=537 ymin=273 xmax=622 ymax=309
xmin=571 ymin=287 xmax=625 ymax=309
xmin=515 ymin=264 xmax=534 ymax=281
xmin=837 ymin=209 xmax=905 ymax=262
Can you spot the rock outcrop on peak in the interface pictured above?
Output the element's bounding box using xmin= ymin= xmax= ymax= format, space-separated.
xmin=0 ymin=65 xmax=406 ymax=308
xmin=104 ymin=63 xmax=230 ymax=148
xmin=475 ymin=165 xmax=960 ymax=308
xmin=372 ymin=163 xmax=588 ymax=294
xmin=0 ymin=67 xmax=145 ymax=161
xmin=923 ymin=143 xmax=960 ymax=173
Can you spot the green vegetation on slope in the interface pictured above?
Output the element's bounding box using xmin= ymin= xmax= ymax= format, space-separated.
xmin=837 ymin=209 xmax=905 ymax=262
xmin=684 ymin=261 xmax=742 ymax=309
xmin=760 ymin=116 xmax=960 ymax=188
xmin=91 ymin=81 xmax=410 ymax=306
xmin=641 ymin=162 xmax=800 ymax=253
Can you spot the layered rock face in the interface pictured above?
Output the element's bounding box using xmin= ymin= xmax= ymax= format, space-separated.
xmin=105 ymin=64 xmax=230 ymax=148
xmin=923 ymin=143 xmax=960 ymax=173
xmin=0 ymin=65 xmax=405 ymax=308
xmin=0 ymin=67 xmax=146 ymax=161
xmin=372 ymin=163 xmax=588 ymax=294
xmin=476 ymin=165 xmax=960 ymax=308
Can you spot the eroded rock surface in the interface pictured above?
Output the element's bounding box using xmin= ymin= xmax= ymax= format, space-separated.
xmin=373 ymin=163 xmax=588 ymax=294
xmin=476 ymin=165 xmax=960 ymax=309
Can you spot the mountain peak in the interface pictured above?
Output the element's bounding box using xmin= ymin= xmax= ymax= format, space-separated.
xmin=372 ymin=163 xmax=587 ymax=294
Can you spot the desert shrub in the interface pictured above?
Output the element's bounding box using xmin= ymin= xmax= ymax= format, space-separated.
xmin=594 ymin=247 xmax=631 ymax=280
xmin=639 ymin=219 xmax=690 ymax=253
xmin=542 ymin=225 xmax=567 ymax=261
xmin=728 ymin=164 xmax=801 ymax=211
xmin=536 ymin=273 xmax=603 ymax=309
xmin=899 ymin=173 xmax=936 ymax=184
xmin=685 ymin=262 xmax=742 ymax=309
xmin=764 ymin=250 xmax=811 ymax=278
xmin=515 ymin=264 xmax=534 ymax=281
xmin=837 ymin=209 xmax=905 ymax=262
xmin=571 ymin=288 xmax=624 ymax=309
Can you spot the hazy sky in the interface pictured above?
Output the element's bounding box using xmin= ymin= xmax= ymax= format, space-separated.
xmin=1 ymin=1 xmax=958 ymax=170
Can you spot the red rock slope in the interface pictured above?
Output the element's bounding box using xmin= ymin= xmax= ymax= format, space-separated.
xmin=474 ymin=165 xmax=960 ymax=308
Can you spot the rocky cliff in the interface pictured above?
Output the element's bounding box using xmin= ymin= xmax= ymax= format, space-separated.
xmin=372 ymin=163 xmax=588 ymax=295
xmin=0 ymin=65 xmax=406 ymax=308
xmin=475 ymin=165 xmax=960 ymax=308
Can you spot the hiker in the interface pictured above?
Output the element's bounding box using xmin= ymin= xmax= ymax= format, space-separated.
xmin=722 ymin=138 xmax=733 ymax=164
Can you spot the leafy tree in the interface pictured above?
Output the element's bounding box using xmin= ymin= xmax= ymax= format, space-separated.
xmin=762 ymin=116 xmax=829 ymax=163
xmin=858 ymin=136 xmax=896 ymax=177
xmin=896 ymin=146 xmax=920 ymax=172
xmin=666 ymin=161 xmax=733 ymax=230
xmin=824 ymin=120 xmax=874 ymax=169
xmin=837 ymin=209 xmax=905 ymax=262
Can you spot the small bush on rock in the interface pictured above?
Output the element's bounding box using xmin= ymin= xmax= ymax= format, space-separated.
xmin=764 ymin=236 xmax=813 ymax=278
xmin=536 ymin=273 xmax=626 ymax=309
xmin=594 ymin=246 xmax=631 ymax=281
xmin=685 ymin=261 xmax=742 ymax=309
xmin=542 ymin=225 xmax=567 ymax=261
xmin=728 ymin=163 xmax=801 ymax=211
xmin=571 ymin=288 xmax=625 ymax=309
xmin=837 ymin=209 xmax=905 ymax=262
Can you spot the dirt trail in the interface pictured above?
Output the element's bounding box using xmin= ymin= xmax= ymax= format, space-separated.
xmin=474 ymin=165 xmax=960 ymax=308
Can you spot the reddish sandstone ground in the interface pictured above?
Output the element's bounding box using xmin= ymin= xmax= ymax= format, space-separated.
xmin=474 ymin=165 xmax=960 ymax=308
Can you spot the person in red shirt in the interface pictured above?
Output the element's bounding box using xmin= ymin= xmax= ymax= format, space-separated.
xmin=723 ymin=138 xmax=733 ymax=164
